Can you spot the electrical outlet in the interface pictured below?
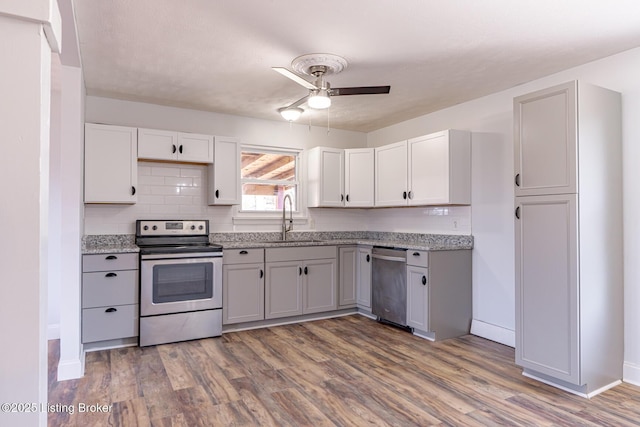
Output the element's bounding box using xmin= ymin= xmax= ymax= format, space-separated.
xmin=452 ymin=220 xmax=458 ymax=230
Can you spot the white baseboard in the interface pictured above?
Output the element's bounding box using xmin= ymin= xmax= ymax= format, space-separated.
xmin=470 ymin=319 xmax=515 ymax=347
xmin=47 ymin=323 xmax=60 ymax=340
xmin=624 ymin=361 xmax=640 ymax=387
xmin=57 ymin=356 xmax=84 ymax=381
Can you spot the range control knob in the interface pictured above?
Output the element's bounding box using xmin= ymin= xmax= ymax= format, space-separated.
xmin=143 ymin=225 xmax=149 ymax=231
xmin=152 ymin=225 xmax=157 ymax=231
xmin=198 ymin=225 xmax=204 ymax=230
xmin=191 ymin=225 xmax=196 ymax=230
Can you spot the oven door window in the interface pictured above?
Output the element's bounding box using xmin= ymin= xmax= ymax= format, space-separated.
xmin=152 ymin=262 xmax=213 ymax=303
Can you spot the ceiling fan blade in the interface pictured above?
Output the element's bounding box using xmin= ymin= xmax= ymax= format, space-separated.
xmin=283 ymin=95 xmax=309 ymax=109
xmin=272 ymin=67 xmax=318 ymax=90
xmin=331 ymin=86 xmax=391 ymax=96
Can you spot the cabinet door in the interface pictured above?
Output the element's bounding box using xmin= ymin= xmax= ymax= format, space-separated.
xmin=338 ymin=246 xmax=357 ymax=307
xmin=303 ymin=258 xmax=337 ymax=314
xmin=84 ymin=123 xmax=138 ymax=204
xmin=307 ymin=147 xmax=344 ymax=207
xmin=408 ymin=130 xmax=470 ymax=205
xmin=514 ymin=81 xmax=577 ymax=196
xmin=265 ymin=261 xmax=302 ymax=319
xmin=177 ymin=132 xmax=214 ymax=163
xmin=138 ymin=128 xmax=178 ymax=161
xmin=515 ymin=194 xmax=579 ymax=384
xmin=406 ymin=265 xmax=429 ymax=331
xmin=208 ymin=137 xmax=241 ymax=205
xmin=375 ymin=141 xmax=408 ymax=206
xmin=345 ymin=148 xmax=374 ymax=207
xmin=356 ymin=247 xmax=372 ymax=309
xmin=223 ymin=263 xmax=264 ymax=324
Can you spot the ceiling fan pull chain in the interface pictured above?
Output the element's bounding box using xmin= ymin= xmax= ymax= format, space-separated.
xmin=327 ymin=107 xmax=331 ymax=135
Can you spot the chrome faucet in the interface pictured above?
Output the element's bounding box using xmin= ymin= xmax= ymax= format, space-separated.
xmin=282 ymin=194 xmax=293 ymax=240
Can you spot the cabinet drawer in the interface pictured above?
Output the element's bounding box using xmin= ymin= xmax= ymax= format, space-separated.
xmin=82 ymin=304 xmax=139 ymax=343
xmin=407 ymin=250 xmax=429 ymax=268
xmin=83 ymin=253 xmax=138 ymax=272
xmin=266 ymin=245 xmax=337 ymax=262
xmin=223 ymin=248 xmax=264 ymax=265
xmin=82 ymin=270 xmax=139 ymax=308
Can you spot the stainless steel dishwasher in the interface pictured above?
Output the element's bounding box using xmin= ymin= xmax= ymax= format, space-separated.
xmin=372 ymin=246 xmax=410 ymax=330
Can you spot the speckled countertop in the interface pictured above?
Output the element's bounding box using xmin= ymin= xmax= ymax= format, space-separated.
xmin=82 ymin=231 xmax=472 ymax=254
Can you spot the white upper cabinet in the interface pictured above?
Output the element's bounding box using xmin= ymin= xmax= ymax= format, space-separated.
xmin=514 ymin=82 xmax=577 ymax=196
xmin=344 ymin=148 xmax=374 ymax=207
xmin=208 ymin=137 xmax=241 ymax=205
xmin=374 ymin=140 xmax=408 ymax=206
xmin=307 ymin=146 xmax=375 ymax=208
xmin=408 ymin=130 xmax=470 ymax=205
xmin=307 ymin=147 xmax=345 ymax=207
xmin=138 ymin=128 xmax=213 ymax=163
xmin=84 ymin=123 xmax=138 ymax=204
xmin=375 ymin=130 xmax=470 ymax=207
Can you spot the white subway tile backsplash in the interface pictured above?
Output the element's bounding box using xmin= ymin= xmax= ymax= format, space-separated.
xmin=84 ymin=161 xmax=473 ymax=236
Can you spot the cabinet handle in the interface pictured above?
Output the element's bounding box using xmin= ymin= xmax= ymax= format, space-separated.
xmin=515 ymin=206 xmax=521 ymax=219
xmin=105 ymin=272 xmax=117 ymax=278
xmin=131 ymin=186 xmax=136 ymax=196
xmin=366 ymin=254 xmax=370 ymax=262
xmin=422 ymin=276 xmax=427 ymax=286
xmin=304 ymin=266 xmax=308 ymax=275
xmin=403 ymin=191 xmax=407 ymax=200
xmin=105 ymin=307 xmax=117 ymax=313
xmin=215 ymin=189 xmax=220 ymax=199
xmin=105 ymin=255 xmax=118 ymax=260
xmin=413 ymin=252 xmax=420 ymax=257
xmin=179 ymin=145 xmax=183 ymax=154
xmin=346 ymin=194 xmax=350 ymax=202
xmin=172 ymin=144 xmax=177 ymax=154
xmin=239 ymin=250 xmax=248 ymax=254
xmin=299 ymin=267 xmax=302 ymax=275
xmin=515 ymin=173 xmax=521 ymax=187
xmin=259 ymin=269 xmax=264 ymax=279
xmin=341 ymin=194 xmax=344 ymax=201
xmin=408 ymin=191 xmax=413 ymax=199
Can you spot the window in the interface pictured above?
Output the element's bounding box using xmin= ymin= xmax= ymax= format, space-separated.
xmin=240 ymin=148 xmax=299 ymax=212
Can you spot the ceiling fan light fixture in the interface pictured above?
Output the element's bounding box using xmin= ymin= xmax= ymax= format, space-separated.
xmin=308 ymin=89 xmax=331 ymax=109
xmin=278 ymin=106 xmax=304 ymax=121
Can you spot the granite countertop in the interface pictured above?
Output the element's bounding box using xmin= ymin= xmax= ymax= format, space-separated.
xmin=82 ymin=231 xmax=473 ymax=254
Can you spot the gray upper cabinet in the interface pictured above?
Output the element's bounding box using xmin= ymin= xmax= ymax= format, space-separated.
xmin=514 ymin=81 xmax=623 ymax=396
xmin=514 ymin=82 xmax=577 ymax=196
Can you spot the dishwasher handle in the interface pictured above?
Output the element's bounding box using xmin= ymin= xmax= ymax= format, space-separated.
xmin=372 ymin=253 xmax=407 ymax=262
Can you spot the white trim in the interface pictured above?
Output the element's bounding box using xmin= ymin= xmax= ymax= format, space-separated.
xmin=624 ymin=361 xmax=640 ymax=387
xmin=470 ymin=319 xmax=515 ymax=347
xmin=57 ymin=356 xmax=84 ymax=381
xmin=47 ymin=323 xmax=60 ymax=340
xmin=232 ymin=216 xmax=308 ymax=226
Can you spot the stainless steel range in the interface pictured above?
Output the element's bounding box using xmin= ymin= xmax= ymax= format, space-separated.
xmin=136 ymin=220 xmax=223 ymax=347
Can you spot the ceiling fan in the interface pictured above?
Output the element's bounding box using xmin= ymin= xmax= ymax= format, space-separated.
xmin=273 ymin=53 xmax=391 ymax=121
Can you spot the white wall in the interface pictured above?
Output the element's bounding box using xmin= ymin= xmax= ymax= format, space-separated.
xmin=368 ymin=47 xmax=640 ymax=384
xmin=0 ymin=9 xmax=58 ymax=426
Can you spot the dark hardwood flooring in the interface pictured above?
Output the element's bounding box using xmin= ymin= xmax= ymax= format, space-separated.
xmin=48 ymin=315 xmax=640 ymax=426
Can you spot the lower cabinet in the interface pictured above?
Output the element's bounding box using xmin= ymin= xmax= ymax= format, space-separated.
xmin=223 ymin=249 xmax=265 ymax=325
xmin=338 ymin=246 xmax=357 ymax=308
xmin=406 ymin=250 xmax=472 ymax=341
xmin=82 ymin=253 xmax=139 ymax=345
xmin=265 ymin=246 xmax=337 ymax=320
xmin=356 ymin=246 xmax=372 ymax=310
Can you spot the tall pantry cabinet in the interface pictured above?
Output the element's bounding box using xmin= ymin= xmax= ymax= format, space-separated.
xmin=514 ymin=81 xmax=623 ymax=396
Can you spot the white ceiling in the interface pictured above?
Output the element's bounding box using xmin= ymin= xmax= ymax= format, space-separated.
xmin=72 ymin=0 xmax=640 ymax=132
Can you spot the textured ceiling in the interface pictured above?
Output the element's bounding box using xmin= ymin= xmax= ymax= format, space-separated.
xmin=72 ymin=0 xmax=640 ymax=132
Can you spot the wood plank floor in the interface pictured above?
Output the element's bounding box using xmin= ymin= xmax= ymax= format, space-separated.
xmin=48 ymin=315 xmax=640 ymax=426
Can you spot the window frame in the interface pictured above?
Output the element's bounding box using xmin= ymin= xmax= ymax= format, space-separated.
xmin=237 ymin=145 xmax=302 ymax=215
